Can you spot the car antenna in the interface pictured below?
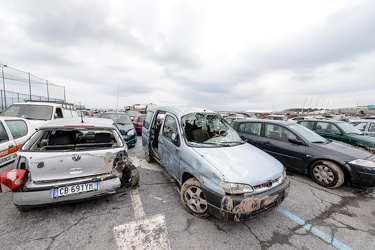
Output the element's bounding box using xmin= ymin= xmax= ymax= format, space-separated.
xmin=79 ymin=102 xmax=84 ymax=123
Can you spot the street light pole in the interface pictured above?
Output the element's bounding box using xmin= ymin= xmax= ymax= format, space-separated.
xmin=1 ymin=64 xmax=7 ymax=108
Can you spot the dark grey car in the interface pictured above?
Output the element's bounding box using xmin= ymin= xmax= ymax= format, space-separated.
xmin=231 ymin=119 xmax=375 ymax=189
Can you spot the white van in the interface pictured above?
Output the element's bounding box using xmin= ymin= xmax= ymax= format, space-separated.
xmin=0 ymin=100 xmax=79 ymax=129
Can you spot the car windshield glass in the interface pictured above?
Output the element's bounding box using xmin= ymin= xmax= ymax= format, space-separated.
xmin=182 ymin=112 xmax=242 ymax=147
xmin=138 ymin=115 xmax=145 ymax=122
xmin=0 ymin=104 xmax=53 ymax=120
xmin=350 ymin=122 xmax=367 ymax=131
xmin=337 ymin=122 xmax=362 ymax=134
xmin=100 ymin=113 xmax=132 ymax=124
xmin=289 ymin=124 xmax=327 ymax=143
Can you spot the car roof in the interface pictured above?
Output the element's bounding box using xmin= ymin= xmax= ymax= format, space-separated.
xmin=233 ymin=118 xmax=295 ymax=126
xmin=11 ymin=101 xmax=73 ymax=108
xmin=350 ymin=119 xmax=375 ymax=122
xmin=297 ymin=119 xmax=346 ymax=124
xmin=0 ymin=116 xmax=29 ymax=121
xmin=40 ymin=117 xmax=115 ymax=129
xmin=147 ymin=106 xmax=215 ymax=118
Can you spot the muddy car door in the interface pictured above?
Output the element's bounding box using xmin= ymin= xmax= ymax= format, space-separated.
xmin=158 ymin=114 xmax=181 ymax=180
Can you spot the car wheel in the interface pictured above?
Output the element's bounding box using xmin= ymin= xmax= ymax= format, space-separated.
xmin=121 ymin=163 xmax=140 ymax=189
xmin=180 ymin=177 xmax=209 ymax=218
xmin=145 ymin=152 xmax=154 ymax=163
xmin=310 ymin=160 xmax=345 ymax=188
xmin=15 ymin=204 xmax=33 ymax=212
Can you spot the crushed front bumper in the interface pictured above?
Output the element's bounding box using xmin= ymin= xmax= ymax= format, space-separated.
xmin=204 ymin=178 xmax=290 ymax=222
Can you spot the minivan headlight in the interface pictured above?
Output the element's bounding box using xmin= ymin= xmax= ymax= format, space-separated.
xmin=220 ymin=181 xmax=254 ymax=194
xmin=349 ymin=159 xmax=375 ymax=168
xmin=281 ymin=168 xmax=287 ymax=181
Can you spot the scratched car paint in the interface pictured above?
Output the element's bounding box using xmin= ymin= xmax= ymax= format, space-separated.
xmin=0 ymin=117 xmax=139 ymax=211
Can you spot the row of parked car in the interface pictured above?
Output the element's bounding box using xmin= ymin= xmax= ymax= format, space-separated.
xmin=1 ymin=101 xmax=374 ymax=222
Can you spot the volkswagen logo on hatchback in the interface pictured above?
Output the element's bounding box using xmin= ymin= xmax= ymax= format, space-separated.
xmin=72 ymin=154 xmax=81 ymax=162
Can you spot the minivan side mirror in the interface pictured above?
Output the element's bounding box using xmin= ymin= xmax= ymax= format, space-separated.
xmin=171 ymin=133 xmax=180 ymax=147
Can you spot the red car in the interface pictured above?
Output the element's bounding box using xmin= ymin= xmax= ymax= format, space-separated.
xmin=133 ymin=114 xmax=145 ymax=134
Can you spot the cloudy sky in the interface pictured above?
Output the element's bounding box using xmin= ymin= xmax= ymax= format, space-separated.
xmin=1 ymin=0 xmax=374 ymax=112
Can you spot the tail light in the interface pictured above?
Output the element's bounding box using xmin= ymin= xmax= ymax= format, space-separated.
xmin=0 ymin=169 xmax=28 ymax=192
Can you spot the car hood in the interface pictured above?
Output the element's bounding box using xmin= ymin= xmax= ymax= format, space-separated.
xmin=116 ymin=123 xmax=134 ymax=132
xmin=192 ymin=143 xmax=283 ymax=186
xmin=22 ymin=150 xmax=120 ymax=182
xmin=346 ymin=133 xmax=375 ymax=145
xmin=312 ymin=140 xmax=375 ymax=161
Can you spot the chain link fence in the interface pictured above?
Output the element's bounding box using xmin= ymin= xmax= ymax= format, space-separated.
xmin=1 ymin=63 xmax=66 ymax=111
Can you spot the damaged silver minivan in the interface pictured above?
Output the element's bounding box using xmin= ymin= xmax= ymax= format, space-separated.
xmin=0 ymin=117 xmax=139 ymax=211
xmin=142 ymin=106 xmax=290 ymax=221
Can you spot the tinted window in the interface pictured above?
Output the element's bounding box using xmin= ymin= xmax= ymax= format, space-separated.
xmin=239 ymin=122 xmax=261 ymax=136
xmin=162 ymin=115 xmax=178 ymax=140
xmin=144 ymin=111 xmax=154 ymax=129
xmin=5 ymin=120 xmax=28 ymax=139
xmin=265 ymin=124 xmax=296 ymax=142
xmin=0 ymin=123 xmax=9 ymax=142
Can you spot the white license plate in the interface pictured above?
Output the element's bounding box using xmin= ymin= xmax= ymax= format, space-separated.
xmin=53 ymin=182 xmax=98 ymax=198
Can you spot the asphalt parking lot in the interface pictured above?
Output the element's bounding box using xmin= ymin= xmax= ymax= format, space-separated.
xmin=0 ymin=136 xmax=374 ymax=250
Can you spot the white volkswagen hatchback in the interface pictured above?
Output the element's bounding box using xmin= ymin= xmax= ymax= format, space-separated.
xmin=0 ymin=117 xmax=139 ymax=211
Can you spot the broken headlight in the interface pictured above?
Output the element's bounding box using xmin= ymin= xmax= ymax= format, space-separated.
xmin=281 ymin=168 xmax=287 ymax=181
xmin=127 ymin=129 xmax=135 ymax=136
xmin=220 ymin=181 xmax=254 ymax=194
xmin=349 ymin=159 xmax=375 ymax=168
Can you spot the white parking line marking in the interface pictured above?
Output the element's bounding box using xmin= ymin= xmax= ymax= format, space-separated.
xmin=114 ymin=214 xmax=171 ymax=250
xmin=131 ymin=189 xmax=145 ymax=219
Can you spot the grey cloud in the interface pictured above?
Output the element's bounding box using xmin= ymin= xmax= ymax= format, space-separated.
xmin=246 ymin=1 xmax=375 ymax=71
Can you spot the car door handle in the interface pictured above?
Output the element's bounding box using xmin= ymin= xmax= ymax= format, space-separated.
xmin=264 ymin=141 xmax=271 ymax=145
xmin=175 ymin=149 xmax=180 ymax=154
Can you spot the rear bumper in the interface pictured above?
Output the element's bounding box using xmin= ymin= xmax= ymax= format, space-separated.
xmin=12 ymin=178 xmax=122 ymax=206
xmin=203 ymin=178 xmax=290 ymax=222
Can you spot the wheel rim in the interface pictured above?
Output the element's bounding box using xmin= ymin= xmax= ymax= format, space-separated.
xmin=184 ymin=186 xmax=208 ymax=214
xmin=313 ymin=164 xmax=334 ymax=184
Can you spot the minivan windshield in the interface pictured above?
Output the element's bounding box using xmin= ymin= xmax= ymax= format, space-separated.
xmin=182 ymin=112 xmax=242 ymax=147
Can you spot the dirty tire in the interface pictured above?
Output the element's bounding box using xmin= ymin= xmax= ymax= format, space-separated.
xmin=122 ymin=164 xmax=140 ymax=189
xmin=180 ymin=177 xmax=209 ymax=218
xmin=145 ymin=152 xmax=154 ymax=163
xmin=310 ymin=160 xmax=344 ymax=188
xmin=15 ymin=204 xmax=33 ymax=212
